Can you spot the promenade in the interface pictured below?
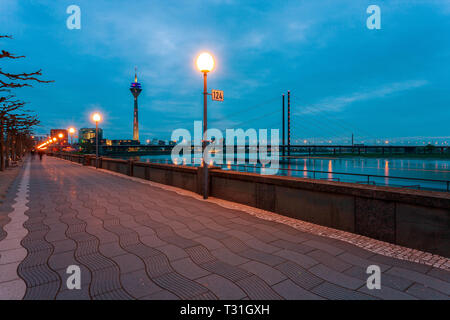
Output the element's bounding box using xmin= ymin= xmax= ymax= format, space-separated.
xmin=0 ymin=156 xmax=449 ymax=300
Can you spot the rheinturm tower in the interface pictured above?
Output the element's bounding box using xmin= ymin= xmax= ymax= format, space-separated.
xmin=130 ymin=69 xmax=142 ymax=141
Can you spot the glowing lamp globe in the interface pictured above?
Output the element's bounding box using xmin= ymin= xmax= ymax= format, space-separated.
xmin=68 ymin=127 xmax=75 ymax=134
xmin=196 ymin=52 xmax=214 ymax=73
xmin=58 ymin=133 xmax=63 ymax=138
xmin=92 ymin=113 xmax=101 ymax=122
xmin=53 ymin=138 xmax=57 ymax=142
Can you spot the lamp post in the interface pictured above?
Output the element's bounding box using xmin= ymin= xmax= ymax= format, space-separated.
xmin=68 ymin=127 xmax=75 ymax=145
xmin=92 ymin=113 xmax=101 ymax=168
xmin=196 ymin=52 xmax=215 ymax=199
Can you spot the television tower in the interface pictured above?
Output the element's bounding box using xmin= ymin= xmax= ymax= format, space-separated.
xmin=130 ymin=68 xmax=142 ymax=141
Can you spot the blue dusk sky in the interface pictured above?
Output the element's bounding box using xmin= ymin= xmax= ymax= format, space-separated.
xmin=1 ymin=0 xmax=449 ymax=144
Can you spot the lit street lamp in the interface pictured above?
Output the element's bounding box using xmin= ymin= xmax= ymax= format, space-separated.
xmin=196 ymin=52 xmax=215 ymax=199
xmin=92 ymin=113 xmax=102 ymax=168
xmin=68 ymin=127 xmax=75 ymax=145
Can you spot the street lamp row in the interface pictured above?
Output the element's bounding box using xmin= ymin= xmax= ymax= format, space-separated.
xmin=37 ymin=51 xmax=216 ymax=199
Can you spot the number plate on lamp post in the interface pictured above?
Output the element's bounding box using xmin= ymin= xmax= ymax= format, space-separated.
xmin=211 ymin=89 xmax=224 ymax=101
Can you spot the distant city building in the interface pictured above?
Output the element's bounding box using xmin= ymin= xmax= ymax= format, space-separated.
xmin=151 ymin=138 xmax=159 ymax=145
xmin=50 ymin=129 xmax=68 ymax=145
xmin=104 ymin=139 xmax=140 ymax=146
xmin=79 ymin=128 xmax=103 ymax=144
xmin=158 ymin=140 xmax=166 ymax=146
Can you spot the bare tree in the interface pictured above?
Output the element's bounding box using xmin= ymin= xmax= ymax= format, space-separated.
xmin=0 ymin=35 xmax=53 ymax=170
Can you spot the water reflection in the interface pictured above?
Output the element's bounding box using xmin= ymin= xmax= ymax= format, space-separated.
xmin=119 ymin=154 xmax=450 ymax=191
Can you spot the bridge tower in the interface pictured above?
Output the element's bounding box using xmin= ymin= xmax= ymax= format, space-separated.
xmin=130 ymin=68 xmax=142 ymax=142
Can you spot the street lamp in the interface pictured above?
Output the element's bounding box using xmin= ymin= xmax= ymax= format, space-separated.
xmin=196 ymin=52 xmax=215 ymax=199
xmin=68 ymin=127 xmax=75 ymax=145
xmin=92 ymin=113 xmax=102 ymax=168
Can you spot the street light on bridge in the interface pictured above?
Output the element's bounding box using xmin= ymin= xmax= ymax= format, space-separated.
xmin=196 ymin=52 xmax=215 ymax=199
xmin=92 ymin=113 xmax=102 ymax=168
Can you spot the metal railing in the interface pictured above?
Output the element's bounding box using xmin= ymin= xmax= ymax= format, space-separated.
xmin=225 ymin=163 xmax=450 ymax=192
xmin=119 ymin=157 xmax=450 ymax=192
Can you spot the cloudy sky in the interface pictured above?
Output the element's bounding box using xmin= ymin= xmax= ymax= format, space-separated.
xmin=1 ymin=0 xmax=449 ymax=143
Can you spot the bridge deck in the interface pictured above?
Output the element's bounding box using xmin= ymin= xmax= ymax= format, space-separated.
xmin=0 ymin=156 xmax=449 ymax=300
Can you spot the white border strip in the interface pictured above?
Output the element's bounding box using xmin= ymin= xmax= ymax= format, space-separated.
xmin=0 ymin=161 xmax=30 ymax=299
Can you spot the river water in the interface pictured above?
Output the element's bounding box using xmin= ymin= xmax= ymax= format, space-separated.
xmin=118 ymin=154 xmax=450 ymax=192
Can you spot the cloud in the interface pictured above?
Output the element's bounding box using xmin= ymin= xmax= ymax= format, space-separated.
xmin=296 ymin=80 xmax=429 ymax=115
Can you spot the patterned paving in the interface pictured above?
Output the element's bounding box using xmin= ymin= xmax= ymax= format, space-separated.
xmin=0 ymin=156 xmax=449 ymax=300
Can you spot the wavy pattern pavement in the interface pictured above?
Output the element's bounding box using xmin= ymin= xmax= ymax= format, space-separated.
xmin=0 ymin=157 xmax=448 ymax=300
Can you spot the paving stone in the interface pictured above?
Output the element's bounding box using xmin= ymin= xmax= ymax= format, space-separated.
xmin=332 ymin=240 xmax=375 ymax=259
xmin=270 ymin=239 xmax=315 ymax=254
xmin=174 ymin=228 xmax=201 ymax=240
xmin=427 ymin=268 xmax=450 ymax=283
xmin=358 ymin=285 xmax=417 ymax=300
xmin=0 ymin=279 xmax=26 ymax=299
xmin=274 ymin=249 xmax=317 ymax=269
xmin=98 ymin=242 xmax=128 ymax=258
xmin=240 ymin=261 xmax=287 ymax=285
xmin=387 ymin=267 xmax=450 ymax=295
xmin=171 ymin=257 xmax=210 ymax=280
xmin=193 ymin=236 xmax=224 ymax=251
xmin=307 ymin=250 xmax=352 ymax=272
xmin=153 ymin=271 xmax=210 ymax=299
xmin=56 ymin=286 xmax=91 ymax=300
xmin=245 ymin=238 xmax=281 ymax=254
xmin=312 ymin=282 xmax=378 ymax=300
xmin=275 ymin=261 xmax=324 ymax=290
xmin=272 ymin=279 xmax=324 ymax=300
xmin=120 ymin=269 xmax=162 ymax=299
xmin=47 ymin=251 xmax=76 ymax=271
xmin=140 ymin=234 xmax=168 ymax=248
xmin=45 ymin=228 xmax=68 ymax=242
xmin=130 ymin=226 xmax=155 ymax=237
xmin=338 ymin=252 xmax=391 ymax=272
xmin=23 ymin=281 xmax=60 ymax=300
xmin=225 ymin=229 xmax=255 ymax=241
xmin=111 ymin=253 xmax=145 ymax=274
xmin=196 ymin=274 xmax=246 ymax=300
xmin=0 ymin=247 xmax=27 ymax=265
xmin=93 ymin=288 xmax=133 ymax=300
xmin=185 ymin=245 xmax=217 ymax=265
xmin=242 ymin=248 xmax=286 ymax=267
xmin=143 ymin=254 xmax=173 ymax=278
xmin=343 ymin=266 xmax=413 ymax=291
xmin=369 ymin=254 xmax=431 ymax=274
xmin=202 ymin=260 xmax=253 ymax=282
xmin=51 ymin=239 xmax=76 ymax=254
xmin=210 ymin=247 xmax=250 ymax=266
xmin=221 ymin=237 xmax=248 ymax=253
xmin=302 ymin=240 xmax=344 ymax=256
xmin=309 ymin=264 xmax=365 ymax=290
xmin=156 ymin=244 xmax=188 ymax=261
xmin=405 ymin=283 xmax=450 ymax=300
xmin=141 ymin=289 xmax=180 ymax=300
xmin=236 ymin=275 xmax=283 ymax=300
